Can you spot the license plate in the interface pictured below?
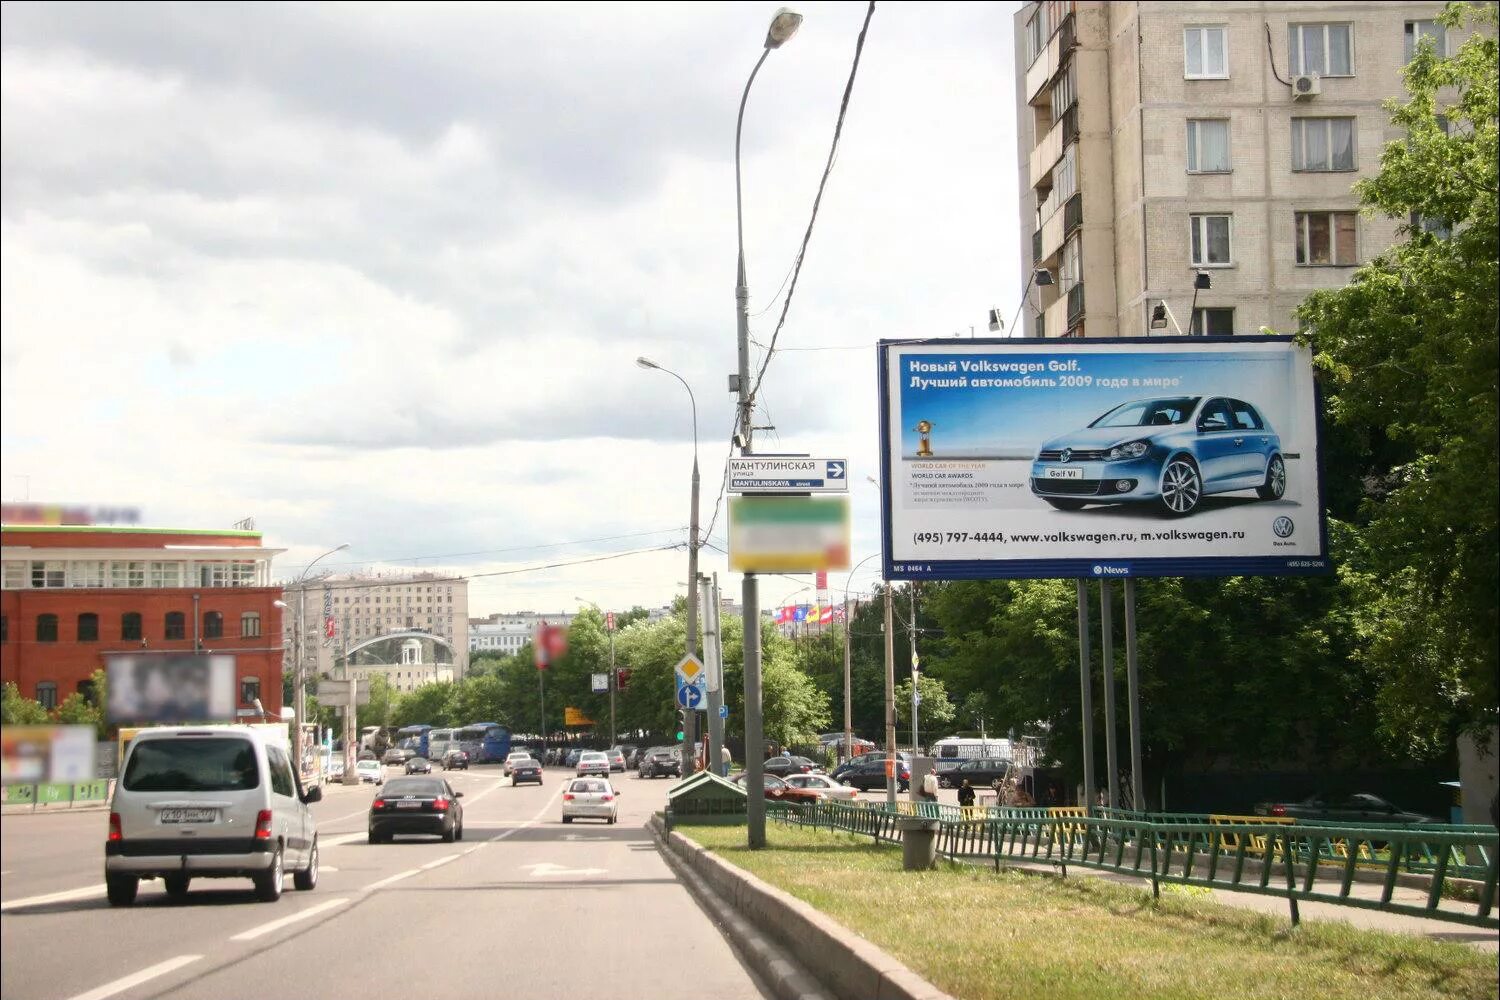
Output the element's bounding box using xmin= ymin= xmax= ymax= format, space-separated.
xmin=396 ymin=801 xmax=422 ymax=809
xmin=1045 ymin=468 xmax=1084 ymax=479
xmin=160 ymin=808 xmax=216 ymax=824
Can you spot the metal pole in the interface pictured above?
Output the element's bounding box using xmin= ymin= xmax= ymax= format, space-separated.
xmin=1101 ymin=580 xmax=1119 ymax=810
xmin=342 ymin=678 xmax=359 ymax=785
xmin=884 ymin=583 xmax=897 ymax=806
xmin=743 ymin=574 xmax=765 ymax=847
xmin=712 ymin=575 xmax=726 ymax=772
xmin=1076 ymin=580 xmax=1096 ymax=811
xmin=608 ymin=627 xmax=616 ymax=748
xmin=909 ymin=584 xmax=919 ymax=754
xmin=294 ymin=585 xmax=304 ymax=774
xmin=843 ymin=598 xmax=855 ymax=763
xmin=702 ymin=574 xmax=723 ymax=777
xmin=684 ymin=453 xmax=700 ymax=776
xmin=1125 ymin=578 xmax=1145 ymax=812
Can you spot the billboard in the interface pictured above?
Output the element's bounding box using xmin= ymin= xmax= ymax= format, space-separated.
xmin=106 ymin=653 xmax=238 ymax=725
xmin=728 ymin=496 xmax=851 ymax=573
xmin=1 ymin=726 xmax=96 ymax=786
xmin=878 ymin=336 xmax=1329 ymax=580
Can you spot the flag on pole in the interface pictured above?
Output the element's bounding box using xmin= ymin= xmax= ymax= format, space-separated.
xmin=832 ymin=604 xmax=847 ymax=622
xmin=793 ymin=605 xmax=809 ymax=622
xmin=819 ymin=605 xmax=834 ymax=624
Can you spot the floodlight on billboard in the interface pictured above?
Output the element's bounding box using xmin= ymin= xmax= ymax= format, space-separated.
xmin=105 ymin=654 xmax=238 ymax=725
xmin=877 ymin=336 xmax=1329 ymax=580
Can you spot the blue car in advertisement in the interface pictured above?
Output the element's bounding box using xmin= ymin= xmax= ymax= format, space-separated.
xmin=1030 ymin=396 xmax=1285 ymax=516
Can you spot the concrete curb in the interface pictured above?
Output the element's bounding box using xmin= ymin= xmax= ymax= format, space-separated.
xmin=650 ymin=815 xmax=955 ymax=1000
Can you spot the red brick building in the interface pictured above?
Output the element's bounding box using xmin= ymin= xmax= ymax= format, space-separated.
xmin=0 ymin=525 xmax=286 ymax=717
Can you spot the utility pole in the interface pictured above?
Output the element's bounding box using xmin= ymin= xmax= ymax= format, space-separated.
xmin=843 ymin=598 xmax=856 ymax=763
xmin=884 ymin=582 xmax=897 ymax=806
xmin=909 ymin=583 xmax=920 ymax=754
xmin=684 ymin=454 xmax=700 ymax=777
xmin=702 ymin=574 xmax=726 ymax=776
xmin=608 ymin=617 xmax=617 ymax=747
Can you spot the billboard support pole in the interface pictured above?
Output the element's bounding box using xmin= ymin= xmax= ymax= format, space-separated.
xmin=1076 ymin=580 xmax=1096 ymax=811
xmin=884 ymin=582 xmax=897 ymax=806
xmin=1124 ymin=578 xmax=1145 ymax=812
xmin=744 ymin=573 xmax=765 ymax=848
xmin=1100 ymin=580 xmax=1120 ymax=810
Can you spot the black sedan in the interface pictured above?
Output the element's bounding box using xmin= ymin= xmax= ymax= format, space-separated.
xmin=943 ymin=757 xmax=1011 ymax=789
xmin=510 ymin=757 xmax=543 ymax=785
xmin=638 ymin=748 xmax=681 ymax=779
xmin=1254 ymin=793 xmax=1435 ymax=825
xmin=441 ymin=750 xmax=470 ymax=771
xmin=404 ymin=756 xmax=433 ymax=775
xmin=369 ymin=777 xmax=465 ymax=843
xmin=762 ymin=755 xmax=817 ymax=778
xmin=840 ymin=758 xmax=910 ymax=792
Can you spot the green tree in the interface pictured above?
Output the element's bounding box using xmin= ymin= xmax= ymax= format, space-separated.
xmin=55 ymin=692 xmax=105 ymax=739
xmin=2 ymin=682 xmax=51 ymax=725
xmin=1296 ymin=1 xmax=1498 ymax=752
xmin=361 ymin=675 xmax=396 ymax=730
xmin=390 ymin=681 xmax=457 ymax=729
xmin=894 ymin=674 xmax=955 ymax=736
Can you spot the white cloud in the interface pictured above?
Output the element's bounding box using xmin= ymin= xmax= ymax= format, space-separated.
xmin=1 ymin=1 xmax=1023 ymax=612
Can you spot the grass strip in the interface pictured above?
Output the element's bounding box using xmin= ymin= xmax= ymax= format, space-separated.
xmin=684 ymin=823 xmax=1497 ymax=1000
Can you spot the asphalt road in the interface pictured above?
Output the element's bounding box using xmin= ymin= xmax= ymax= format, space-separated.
xmin=1 ymin=764 xmax=772 ymax=1000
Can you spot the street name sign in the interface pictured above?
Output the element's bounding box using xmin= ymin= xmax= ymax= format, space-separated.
xmin=727 ymin=457 xmax=848 ymax=494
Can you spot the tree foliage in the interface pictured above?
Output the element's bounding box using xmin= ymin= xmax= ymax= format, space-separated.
xmin=1296 ymin=1 xmax=1498 ymax=750
xmin=2 ymin=682 xmax=50 ymax=725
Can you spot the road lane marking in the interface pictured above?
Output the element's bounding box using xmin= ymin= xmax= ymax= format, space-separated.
xmin=65 ymin=955 xmax=201 ymax=1000
xmin=364 ymin=868 xmax=421 ymax=892
xmin=1 ymin=883 xmax=104 ymax=911
xmin=229 ymin=898 xmax=350 ymax=942
xmin=520 ymin=862 xmax=607 ymax=877
xmin=420 ymin=854 xmax=459 ymax=871
xmin=319 ymin=832 xmax=366 ymax=847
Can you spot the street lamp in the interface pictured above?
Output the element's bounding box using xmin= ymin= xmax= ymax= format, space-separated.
xmin=575 ymin=597 xmax=618 ymax=747
xmin=636 ymin=356 xmax=701 ymax=778
xmin=841 ymin=553 xmax=880 ymax=763
xmin=289 ymin=543 xmax=348 ymax=781
xmin=731 ymin=5 xmax=801 ymax=852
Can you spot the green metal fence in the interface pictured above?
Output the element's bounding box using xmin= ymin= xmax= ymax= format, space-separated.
xmin=1 ymin=780 xmax=111 ymax=809
xmin=776 ymin=800 xmax=1499 ymax=930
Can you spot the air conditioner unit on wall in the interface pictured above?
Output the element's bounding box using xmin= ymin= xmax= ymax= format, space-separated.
xmin=1292 ymin=74 xmax=1321 ymax=99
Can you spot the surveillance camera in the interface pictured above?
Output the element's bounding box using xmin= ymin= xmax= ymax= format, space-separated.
xmin=733 ymin=432 xmax=749 ymax=449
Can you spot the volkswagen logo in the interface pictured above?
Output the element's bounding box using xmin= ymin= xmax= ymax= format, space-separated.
xmin=1273 ymin=516 xmax=1295 ymax=538
xmin=1060 ymin=448 xmax=1073 ymax=464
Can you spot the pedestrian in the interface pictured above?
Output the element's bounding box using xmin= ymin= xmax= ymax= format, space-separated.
xmin=720 ymin=744 xmax=732 ymax=777
xmin=957 ymin=779 xmax=976 ymax=809
xmin=918 ymin=771 xmax=940 ymax=803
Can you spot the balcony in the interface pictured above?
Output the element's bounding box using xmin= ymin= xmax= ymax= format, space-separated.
xmin=1032 ymin=229 xmax=1043 ymax=264
xmin=1025 ymin=12 xmax=1075 ymax=103
xmin=1028 ymin=106 xmax=1080 ymax=195
xmin=1067 ymin=281 xmax=1085 ymax=324
xmin=1063 ymin=192 xmax=1083 ymax=236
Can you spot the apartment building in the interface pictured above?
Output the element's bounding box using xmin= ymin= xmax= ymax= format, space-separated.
xmin=1015 ymin=1 xmax=1455 ymax=339
xmin=468 ymin=611 xmax=576 ymax=655
xmin=282 ymin=570 xmax=469 ymax=680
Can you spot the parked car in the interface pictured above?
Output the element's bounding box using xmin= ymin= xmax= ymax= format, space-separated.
xmin=441 ymin=750 xmax=470 ymax=771
xmin=763 ymin=755 xmax=817 ymax=778
xmin=638 ymin=747 xmax=681 ymax=779
xmin=562 ymin=778 xmax=619 ymax=824
xmin=932 ymin=759 xmax=964 ymax=786
xmin=617 ymin=744 xmax=642 ymax=768
xmin=564 ymin=748 xmax=586 ymax=769
xmin=105 ymin=726 xmax=322 ymax=906
xmin=1253 ymin=793 xmax=1436 ymax=825
xmin=383 ymin=747 xmax=411 ymax=766
xmin=831 ymin=751 xmax=909 ymax=784
xmin=368 ymin=777 xmax=464 ymax=843
xmin=1031 ymin=396 xmax=1285 ymax=517
xmin=783 ymin=773 xmax=860 ymax=801
xmin=510 ymin=757 xmax=543 ymax=786
xmin=576 ymin=751 xmax=612 ymax=778
xmin=325 ymin=757 xmax=346 ymax=783
xmin=731 ymin=772 xmax=822 ymax=805
xmin=405 ymin=757 xmax=433 ymax=775
xmin=355 ymin=759 xmax=385 ymax=785
xmin=838 ymin=758 xmax=911 ymax=792
xmin=943 ymin=757 xmax=1011 ymax=789
xmin=606 ymin=748 xmax=628 ymax=772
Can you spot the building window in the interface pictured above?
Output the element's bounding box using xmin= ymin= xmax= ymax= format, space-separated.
xmin=0 ymin=615 xmax=7 ymax=642
xmin=111 ymin=561 xmax=146 ymax=588
xmin=1051 ymin=61 xmax=1077 ymax=118
xmin=3 ymin=561 xmax=25 ymax=589
xmin=203 ymin=611 xmax=224 ymax=640
xmin=164 ymin=611 xmax=186 ymax=640
xmin=241 ymin=611 xmax=262 ymax=638
xmin=77 ymin=613 xmax=99 ymax=642
xmin=31 ymin=561 xmax=66 ymax=588
xmin=1186 ymin=119 xmax=1231 ymax=173
xmin=1059 ymin=234 xmax=1082 ymax=293
xmin=36 ymin=682 xmax=58 ymax=710
xmin=35 ymin=613 xmax=59 ymax=642
xmin=1296 ymin=211 xmax=1358 ymax=266
xmin=1405 ymin=20 xmax=1445 ymax=63
xmin=1290 ymin=23 xmax=1353 ymax=78
xmin=1184 ymin=27 xmax=1228 ymax=79
xmin=122 ymin=612 xmax=143 ymax=641
xmin=70 ymin=561 xmax=106 ymax=588
xmin=1190 ymin=214 xmax=1233 ymax=266
xmin=151 ymin=562 xmax=184 ymax=588
xmin=1026 ymin=4 xmax=1051 ymax=66
xmin=1409 ymin=211 xmax=1451 ymax=239
xmin=241 ymin=677 xmax=261 ymax=705
xmin=1292 ymin=118 xmax=1356 ymax=171
xmin=1191 ymin=308 xmax=1235 ymax=336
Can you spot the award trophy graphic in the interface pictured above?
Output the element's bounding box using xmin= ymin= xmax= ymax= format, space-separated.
xmin=914 ymin=420 xmax=935 ymax=458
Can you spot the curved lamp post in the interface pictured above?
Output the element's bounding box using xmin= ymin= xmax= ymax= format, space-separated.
xmin=636 ymin=356 xmax=701 ymax=777
xmin=291 ymin=543 xmax=349 ymax=778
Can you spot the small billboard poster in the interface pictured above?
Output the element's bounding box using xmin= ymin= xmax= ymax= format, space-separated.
xmin=877 ymin=336 xmax=1329 ymax=580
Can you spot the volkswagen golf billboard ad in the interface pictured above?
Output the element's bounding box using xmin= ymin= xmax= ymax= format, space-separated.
xmin=877 ymin=337 xmax=1329 ymax=580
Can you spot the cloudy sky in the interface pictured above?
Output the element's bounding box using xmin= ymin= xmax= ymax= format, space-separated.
xmin=1 ymin=1 xmax=1023 ymax=616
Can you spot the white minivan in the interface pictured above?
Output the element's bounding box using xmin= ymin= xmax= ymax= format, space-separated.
xmin=106 ymin=726 xmax=322 ymax=906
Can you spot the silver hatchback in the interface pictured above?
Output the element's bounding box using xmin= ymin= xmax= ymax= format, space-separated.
xmin=106 ymin=726 xmax=321 ymax=906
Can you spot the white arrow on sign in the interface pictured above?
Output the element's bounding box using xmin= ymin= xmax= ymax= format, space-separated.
xmin=520 ymin=862 xmax=607 ymax=877
xmin=826 ymin=461 xmax=845 ymax=479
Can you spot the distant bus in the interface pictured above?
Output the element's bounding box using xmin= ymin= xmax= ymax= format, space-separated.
xmin=394 ymin=724 xmax=434 ymax=759
xmin=453 ymin=722 xmax=510 ymax=764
